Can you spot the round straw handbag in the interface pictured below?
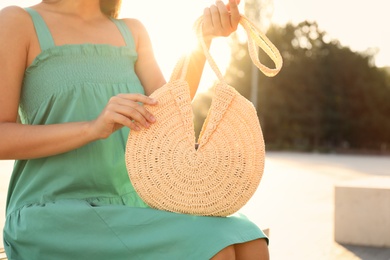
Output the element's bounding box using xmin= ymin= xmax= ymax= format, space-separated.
xmin=125 ymin=15 xmax=282 ymax=217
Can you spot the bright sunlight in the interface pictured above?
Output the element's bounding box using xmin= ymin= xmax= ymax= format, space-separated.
xmin=2 ymin=0 xmax=389 ymax=86
xmin=121 ymin=0 xmax=240 ymax=94
xmin=5 ymin=0 xmax=238 ymax=94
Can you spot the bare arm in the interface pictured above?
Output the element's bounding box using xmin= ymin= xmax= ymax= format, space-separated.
xmin=0 ymin=7 xmax=156 ymax=160
xmin=0 ymin=8 xmax=104 ymax=160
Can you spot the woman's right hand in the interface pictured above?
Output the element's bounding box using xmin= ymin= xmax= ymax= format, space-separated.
xmin=90 ymin=93 xmax=158 ymax=140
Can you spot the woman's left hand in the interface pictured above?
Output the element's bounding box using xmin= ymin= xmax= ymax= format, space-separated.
xmin=202 ymin=0 xmax=241 ymax=41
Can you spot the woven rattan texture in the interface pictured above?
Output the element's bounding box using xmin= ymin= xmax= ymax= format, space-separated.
xmin=126 ymin=79 xmax=264 ymax=216
xmin=125 ymin=15 xmax=282 ymax=217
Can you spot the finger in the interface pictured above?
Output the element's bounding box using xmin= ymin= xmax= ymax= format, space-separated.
xmin=203 ymin=7 xmax=212 ymax=28
xmin=209 ymin=4 xmax=222 ymax=30
xmin=215 ymin=0 xmax=230 ymax=31
xmin=122 ymin=105 xmax=153 ymax=128
xmin=226 ymin=0 xmax=240 ymax=11
xmin=107 ymin=98 xmax=152 ymax=128
xmin=228 ymin=0 xmax=240 ymax=29
xmin=133 ymin=121 xmax=144 ymax=131
xmin=112 ymin=113 xmax=141 ymax=131
xmin=114 ymin=94 xmax=156 ymax=123
xmin=134 ymin=104 xmax=156 ymax=124
xmin=117 ymin=93 xmax=158 ymax=106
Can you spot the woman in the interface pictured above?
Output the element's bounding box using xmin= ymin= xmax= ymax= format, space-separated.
xmin=0 ymin=0 xmax=269 ymax=259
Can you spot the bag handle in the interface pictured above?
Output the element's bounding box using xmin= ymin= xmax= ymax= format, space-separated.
xmin=170 ymin=14 xmax=283 ymax=83
xmin=239 ymin=16 xmax=283 ymax=77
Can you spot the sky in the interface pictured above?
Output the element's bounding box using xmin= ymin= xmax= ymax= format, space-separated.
xmin=272 ymin=0 xmax=390 ymax=68
xmin=1 ymin=0 xmax=389 ymax=87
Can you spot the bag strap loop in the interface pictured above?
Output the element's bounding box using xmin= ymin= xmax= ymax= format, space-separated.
xmin=240 ymin=16 xmax=283 ymax=77
xmin=170 ymin=14 xmax=283 ymax=84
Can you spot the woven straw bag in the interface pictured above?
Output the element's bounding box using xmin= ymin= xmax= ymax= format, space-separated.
xmin=125 ymin=15 xmax=282 ymax=217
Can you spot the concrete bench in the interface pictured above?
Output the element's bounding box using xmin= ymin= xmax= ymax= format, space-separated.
xmin=334 ymin=177 xmax=390 ymax=247
xmin=263 ymin=228 xmax=270 ymax=237
xmin=0 ymin=248 xmax=6 ymax=260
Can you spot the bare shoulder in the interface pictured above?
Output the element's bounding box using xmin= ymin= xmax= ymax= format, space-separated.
xmin=0 ymin=5 xmax=32 ymax=26
xmin=120 ymin=18 xmax=148 ymax=34
xmin=0 ymin=6 xmax=38 ymax=122
xmin=119 ymin=18 xmax=152 ymax=48
xmin=0 ymin=6 xmax=35 ymax=42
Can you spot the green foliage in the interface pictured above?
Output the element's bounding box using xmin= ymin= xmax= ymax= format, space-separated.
xmin=194 ymin=20 xmax=390 ymax=154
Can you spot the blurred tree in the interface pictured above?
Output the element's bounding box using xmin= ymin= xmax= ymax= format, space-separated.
xmin=224 ymin=20 xmax=390 ymax=153
xmin=193 ymin=1 xmax=390 ymax=153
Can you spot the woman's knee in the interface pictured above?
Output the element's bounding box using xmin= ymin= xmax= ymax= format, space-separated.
xmin=234 ymin=238 xmax=269 ymax=260
xmin=210 ymin=245 xmax=236 ymax=260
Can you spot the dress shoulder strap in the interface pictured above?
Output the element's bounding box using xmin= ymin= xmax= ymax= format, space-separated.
xmin=110 ymin=18 xmax=136 ymax=50
xmin=25 ymin=8 xmax=55 ymax=51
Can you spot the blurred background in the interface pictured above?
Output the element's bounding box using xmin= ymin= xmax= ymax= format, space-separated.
xmin=3 ymin=0 xmax=389 ymax=155
xmin=191 ymin=0 xmax=390 ymax=155
xmin=1 ymin=0 xmax=390 ymax=259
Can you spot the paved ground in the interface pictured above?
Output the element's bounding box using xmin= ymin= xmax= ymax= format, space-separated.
xmin=1 ymin=152 xmax=390 ymax=259
xmin=240 ymin=152 xmax=390 ymax=260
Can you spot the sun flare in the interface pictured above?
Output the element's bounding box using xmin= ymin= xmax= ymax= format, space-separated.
xmin=120 ymin=0 xmax=240 ymax=94
xmin=3 ymin=0 xmax=247 ymax=94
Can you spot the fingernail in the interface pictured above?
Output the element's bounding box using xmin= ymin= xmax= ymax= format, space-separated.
xmin=149 ymin=115 xmax=156 ymax=122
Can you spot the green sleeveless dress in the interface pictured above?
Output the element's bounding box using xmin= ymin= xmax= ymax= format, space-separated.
xmin=3 ymin=8 xmax=267 ymax=260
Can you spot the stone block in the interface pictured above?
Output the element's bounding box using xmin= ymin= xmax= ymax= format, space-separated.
xmin=334 ymin=177 xmax=390 ymax=247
